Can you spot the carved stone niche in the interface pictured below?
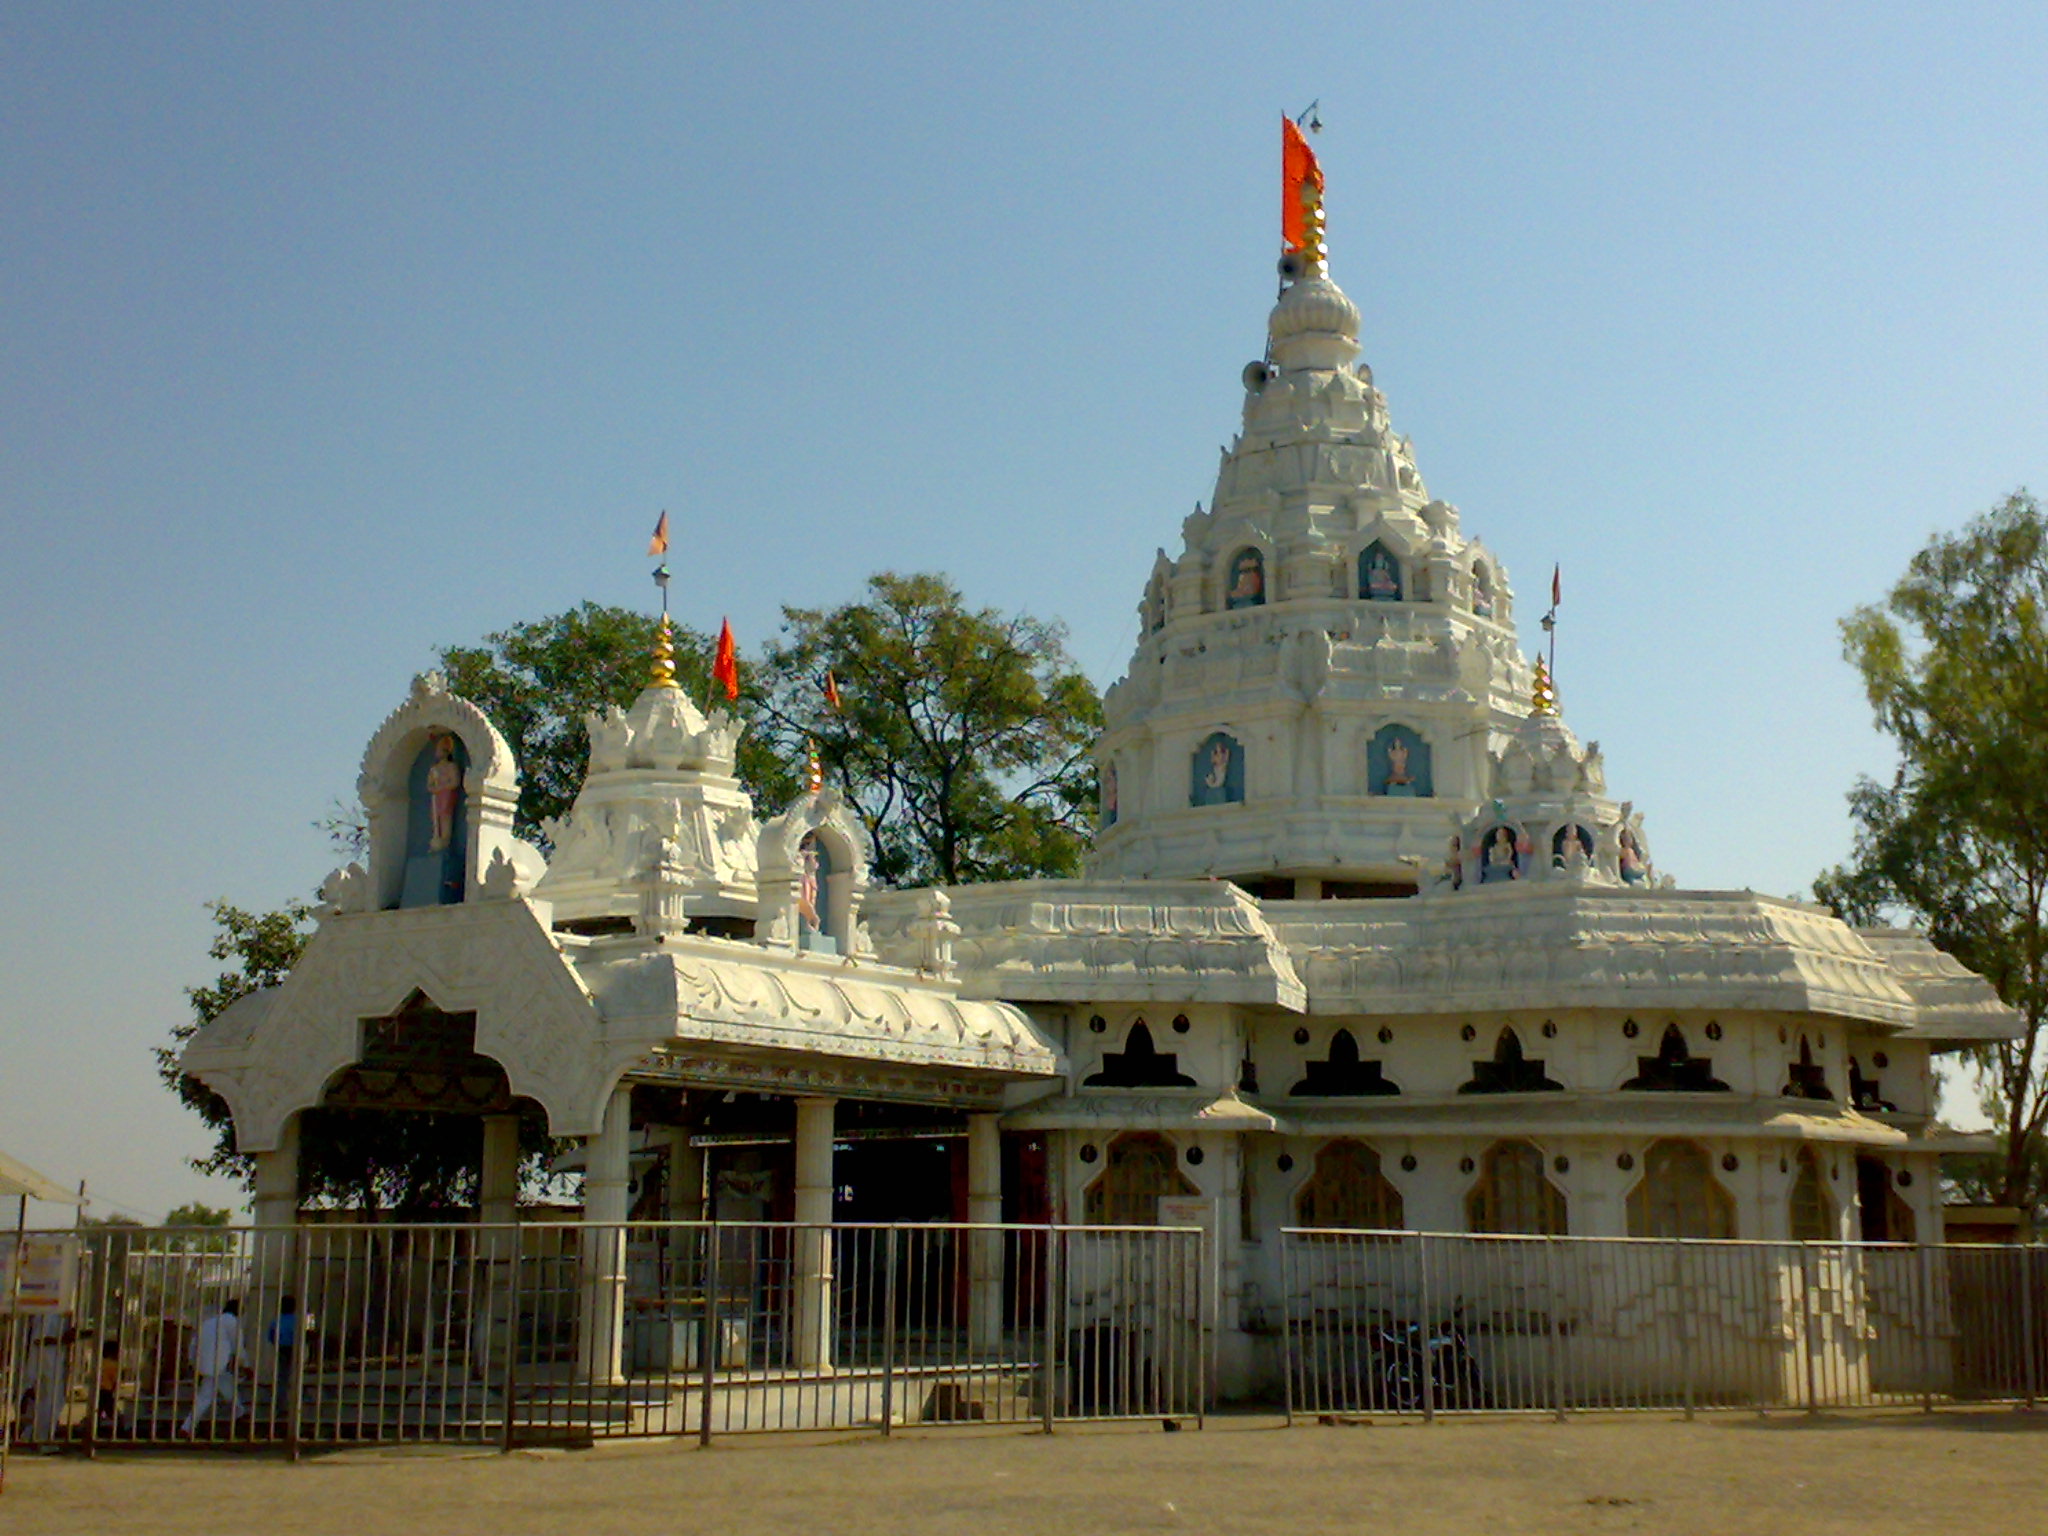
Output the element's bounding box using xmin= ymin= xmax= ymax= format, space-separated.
xmin=756 ymin=789 xmax=875 ymax=959
xmin=353 ymin=672 xmax=532 ymax=913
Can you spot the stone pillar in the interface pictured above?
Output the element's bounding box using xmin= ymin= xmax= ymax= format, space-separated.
xmin=480 ymin=1114 xmax=521 ymax=1227
xmin=250 ymin=1113 xmax=301 ymax=1300
xmin=577 ymin=1086 xmax=632 ymax=1385
xmin=792 ymin=1097 xmax=837 ymax=1369
xmin=662 ymin=1127 xmax=704 ymax=1223
xmin=967 ymin=1113 xmax=1003 ymax=1352
xmin=475 ymin=1113 xmax=523 ymax=1368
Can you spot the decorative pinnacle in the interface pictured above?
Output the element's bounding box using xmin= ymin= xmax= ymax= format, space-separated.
xmin=650 ymin=616 xmax=678 ymax=688
xmin=1297 ymin=180 xmax=1327 ymax=272
xmin=805 ymin=739 xmax=823 ymax=793
xmin=1530 ymin=655 xmax=1558 ymax=716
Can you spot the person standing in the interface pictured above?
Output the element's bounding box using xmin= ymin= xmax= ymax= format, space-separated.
xmin=179 ymin=1299 xmax=246 ymax=1435
xmin=265 ymin=1296 xmax=303 ymax=1426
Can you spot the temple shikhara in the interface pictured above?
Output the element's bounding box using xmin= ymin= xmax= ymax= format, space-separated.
xmin=181 ymin=121 xmax=2016 ymax=1408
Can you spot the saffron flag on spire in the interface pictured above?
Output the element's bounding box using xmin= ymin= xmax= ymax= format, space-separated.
xmin=1282 ymin=115 xmax=1324 ymax=254
xmin=821 ymin=670 xmax=843 ymax=713
xmin=713 ymin=618 xmax=739 ymax=701
xmin=648 ymin=511 xmax=670 ymax=557
xmin=1551 ymin=564 xmax=1562 ymax=608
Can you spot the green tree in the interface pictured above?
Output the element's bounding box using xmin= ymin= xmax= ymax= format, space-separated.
xmin=758 ymin=572 xmax=1102 ymax=886
xmin=1816 ymin=491 xmax=2048 ymax=1215
xmin=437 ymin=601 xmax=799 ymax=843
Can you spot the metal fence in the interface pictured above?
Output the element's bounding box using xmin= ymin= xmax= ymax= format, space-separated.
xmin=2 ymin=1221 xmax=1204 ymax=1450
xmin=1281 ymin=1229 xmax=2048 ymax=1419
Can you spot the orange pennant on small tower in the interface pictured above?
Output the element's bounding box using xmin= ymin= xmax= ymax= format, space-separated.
xmin=1282 ymin=116 xmax=1324 ymax=255
xmin=647 ymin=511 xmax=670 ymax=557
xmin=713 ymin=618 xmax=739 ymax=701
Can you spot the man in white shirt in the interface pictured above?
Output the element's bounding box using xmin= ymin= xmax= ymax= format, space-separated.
xmin=179 ymin=1298 xmax=247 ymax=1434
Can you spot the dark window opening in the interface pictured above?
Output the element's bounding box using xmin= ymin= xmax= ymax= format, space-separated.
xmin=1621 ymin=1023 xmax=1730 ymax=1092
xmin=1783 ymin=1037 xmax=1834 ymax=1101
xmin=1084 ymin=1021 xmax=1197 ymax=1089
xmin=1290 ymin=1028 xmax=1401 ymax=1097
xmin=1459 ymin=1029 xmax=1563 ymax=1094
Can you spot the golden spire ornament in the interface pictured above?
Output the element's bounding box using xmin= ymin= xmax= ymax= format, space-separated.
xmin=805 ymin=739 xmax=824 ymax=793
xmin=650 ymin=615 xmax=678 ymax=689
xmin=1530 ymin=655 xmax=1558 ymax=716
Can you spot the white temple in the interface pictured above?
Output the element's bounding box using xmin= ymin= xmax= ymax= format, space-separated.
xmin=183 ymin=134 xmax=2016 ymax=1399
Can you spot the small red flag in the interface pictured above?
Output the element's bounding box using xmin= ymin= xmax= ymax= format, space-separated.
xmin=1551 ymin=564 xmax=1562 ymax=607
xmin=1282 ymin=116 xmax=1324 ymax=254
xmin=647 ymin=511 xmax=669 ymax=556
xmin=712 ymin=618 xmax=739 ymax=701
xmin=822 ymin=670 xmax=843 ymax=712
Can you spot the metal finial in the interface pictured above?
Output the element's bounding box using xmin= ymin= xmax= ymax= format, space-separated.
xmin=651 ymin=615 xmax=678 ymax=689
xmin=1530 ymin=655 xmax=1558 ymax=716
xmin=1298 ymin=179 xmax=1327 ymax=272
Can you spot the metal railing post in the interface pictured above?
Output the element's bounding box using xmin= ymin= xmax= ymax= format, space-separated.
xmin=698 ymin=1223 xmax=719 ymax=1449
xmin=497 ymin=1231 xmax=521 ymax=1454
xmin=1038 ymin=1229 xmax=1059 ymax=1433
xmin=1546 ymin=1237 xmax=1565 ymax=1422
xmin=2021 ymin=1244 xmax=2039 ymax=1411
xmin=1194 ymin=1227 xmax=1207 ymax=1430
xmin=1800 ymin=1245 xmax=1820 ymax=1415
xmin=1676 ymin=1240 xmax=1696 ymax=1422
xmin=1917 ymin=1242 xmax=1937 ymax=1415
xmin=287 ymin=1235 xmax=312 ymax=1459
xmin=1418 ymin=1234 xmax=1437 ymax=1423
xmin=1279 ymin=1232 xmax=1295 ymax=1426
xmin=879 ymin=1227 xmax=899 ymax=1438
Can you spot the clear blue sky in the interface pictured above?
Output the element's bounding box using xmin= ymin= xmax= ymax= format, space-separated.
xmin=5 ymin=2 xmax=2044 ymax=1221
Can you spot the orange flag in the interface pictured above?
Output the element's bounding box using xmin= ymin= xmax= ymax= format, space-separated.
xmin=1282 ymin=116 xmax=1324 ymax=254
xmin=647 ymin=511 xmax=670 ymax=556
xmin=712 ymin=618 xmax=739 ymax=701
xmin=822 ymin=670 xmax=843 ymax=712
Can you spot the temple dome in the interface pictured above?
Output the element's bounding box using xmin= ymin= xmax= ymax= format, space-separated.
xmin=1267 ymin=271 xmax=1361 ymax=371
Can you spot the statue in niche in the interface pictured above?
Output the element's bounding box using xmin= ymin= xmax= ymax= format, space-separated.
xmin=1479 ymin=824 xmax=1526 ymax=883
xmin=1361 ymin=542 xmax=1402 ymax=602
xmin=1552 ymin=824 xmax=1595 ymax=871
xmin=1191 ymin=732 xmax=1245 ymax=807
xmin=1225 ymin=548 xmax=1266 ymax=609
xmin=399 ymin=730 xmax=469 ymax=908
xmin=1783 ymin=1037 xmax=1834 ymax=1101
xmin=1101 ymin=763 xmax=1118 ymax=828
xmin=1618 ymin=827 xmax=1650 ymax=886
xmin=426 ymin=733 xmax=462 ymax=850
xmin=1848 ymin=1058 xmax=1896 ymax=1113
xmin=1367 ymin=724 xmax=1433 ymax=798
xmin=1472 ymin=564 xmax=1495 ymax=619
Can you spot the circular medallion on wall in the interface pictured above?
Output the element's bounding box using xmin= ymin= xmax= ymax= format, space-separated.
xmin=1873 ymin=1051 xmax=1889 ymax=1070
xmin=1705 ymin=1021 xmax=1722 ymax=1041
xmin=1400 ymin=1154 xmax=1417 ymax=1172
xmin=1377 ymin=1026 xmax=1393 ymax=1044
xmin=1172 ymin=1014 xmax=1191 ymax=1034
xmin=1079 ymin=1143 xmax=1099 ymax=1164
xmin=1460 ymin=1024 xmax=1476 ymax=1042
xmin=1553 ymin=1156 xmax=1570 ymax=1174
xmin=1089 ymin=1015 xmax=1107 ymax=1034
xmin=1277 ymin=1153 xmax=1295 ymax=1173
xmin=1721 ymin=1153 xmax=1739 ymax=1172
xmin=1293 ymin=1027 xmax=1310 ymax=1046
xmin=1898 ymin=1170 xmax=1913 ymax=1187
xmin=1186 ymin=1146 xmax=1205 ymax=1166
xmin=1541 ymin=1021 xmax=1557 ymax=1038
xmin=1617 ymin=1152 xmax=1635 ymax=1171
xmin=1622 ymin=1019 xmax=1639 ymax=1039
xmin=1459 ymin=1157 xmax=1475 ymax=1174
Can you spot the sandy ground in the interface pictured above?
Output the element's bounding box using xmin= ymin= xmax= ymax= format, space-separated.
xmin=4 ymin=1411 xmax=2046 ymax=1536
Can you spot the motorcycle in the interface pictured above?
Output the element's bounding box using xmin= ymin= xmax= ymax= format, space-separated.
xmin=1369 ymin=1302 xmax=1486 ymax=1412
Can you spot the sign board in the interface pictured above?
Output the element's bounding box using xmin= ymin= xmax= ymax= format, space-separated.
xmin=1156 ymin=1196 xmax=1213 ymax=1233
xmin=0 ymin=1234 xmax=80 ymax=1313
